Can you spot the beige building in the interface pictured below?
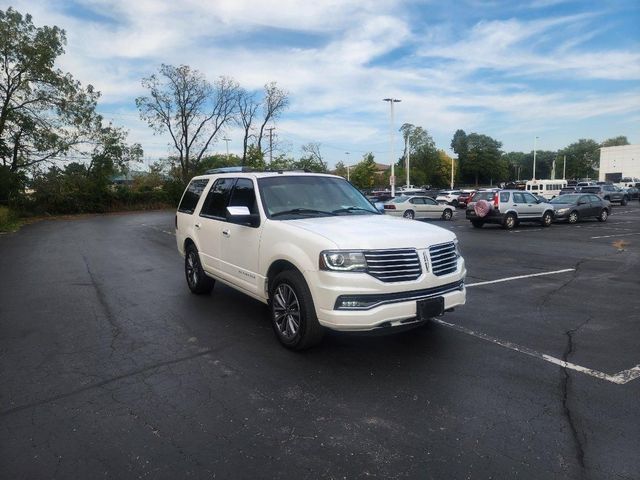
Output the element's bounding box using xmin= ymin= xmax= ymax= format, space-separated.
xmin=599 ymin=144 xmax=640 ymax=182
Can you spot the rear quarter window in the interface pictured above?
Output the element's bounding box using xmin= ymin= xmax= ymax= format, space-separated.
xmin=178 ymin=179 xmax=210 ymax=214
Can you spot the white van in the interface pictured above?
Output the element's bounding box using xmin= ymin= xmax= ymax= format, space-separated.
xmin=525 ymin=180 xmax=568 ymax=199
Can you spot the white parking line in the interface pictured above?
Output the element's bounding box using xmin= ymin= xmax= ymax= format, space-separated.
xmin=591 ymin=232 xmax=640 ymax=239
xmin=433 ymin=318 xmax=640 ymax=384
xmin=465 ymin=269 xmax=575 ymax=287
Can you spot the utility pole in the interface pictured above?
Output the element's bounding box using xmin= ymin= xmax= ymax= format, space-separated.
xmin=266 ymin=127 xmax=275 ymax=164
xmin=563 ymin=155 xmax=566 ymax=180
xmin=532 ymin=136 xmax=539 ymax=180
xmin=222 ymin=137 xmax=231 ymax=163
xmin=383 ymin=98 xmax=401 ymax=196
xmin=450 ymin=157 xmax=455 ymax=189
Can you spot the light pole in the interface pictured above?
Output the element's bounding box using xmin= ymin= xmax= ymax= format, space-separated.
xmin=404 ymin=135 xmax=410 ymax=188
xmin=563 ymin=155 xmax=566 ymax=180
xmin=223 ymin=137 xmax=231 ymax=163
xmin=383 ymin=98 xmax=401 ymax=196
xmin=532 ymin=136 xmax=539 ymax=180
xmin=450 ymin=157 xmax=455 ymax=189
xmin=345 ymin=152 xmax=350 ymax=181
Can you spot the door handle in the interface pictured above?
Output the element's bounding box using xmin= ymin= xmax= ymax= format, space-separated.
xmin=194 ymin=223 xmax=201 ymax=229
xmin=222 ymin=229 xmax=230 ymax=237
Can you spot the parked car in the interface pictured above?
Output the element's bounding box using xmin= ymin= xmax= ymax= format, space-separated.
xmin=580 ymin=185 xmax=629 ymax=205
xmin=384 ymin=195 xmax=455 ymax=220
xmin=466 ymin=190 xmax=554 ymax=229
xmin=436 ymin=190 xmax=463 ymax=207
xmin=549 ymin=193 xmax=611 ymax=223
xmin=623 ymin=186 xmax=639 ymax=201
xmin=558 ymin=186 xmax=577 ymax=195
xmin=176 ymin=171 xmax=466 ymax=350
xmin=456 ymin=190 xmax=476 ymax=208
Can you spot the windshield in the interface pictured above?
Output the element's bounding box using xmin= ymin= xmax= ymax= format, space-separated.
xmin=258 ymin=175 xmax=379 ymax=219
xmin=550 ymin=194 xmax=580 ymax=204
xmin=390 ymin=195 xmax=409 ymax=203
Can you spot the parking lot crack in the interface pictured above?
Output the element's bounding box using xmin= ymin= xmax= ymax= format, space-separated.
xmin=82 ymin=255 xmax=121 ymax=353
xmin=560 ymin=316 xmax=591 ymax=477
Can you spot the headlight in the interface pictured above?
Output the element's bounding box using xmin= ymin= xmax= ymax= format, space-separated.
xmin=320 ymin=250 xmax=367 ymax=272
xmin=556 ymin=207 xmax=569 ymax=214
xmin=453 ymin=238 xmax=462 ymax=258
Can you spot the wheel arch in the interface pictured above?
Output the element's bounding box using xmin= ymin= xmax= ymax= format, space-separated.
xmin=266 ymin=259 xmax=304 ymax=297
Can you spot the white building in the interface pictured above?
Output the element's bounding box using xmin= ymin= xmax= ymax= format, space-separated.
xmin=599 ymin=144 xmax=640 ymax=182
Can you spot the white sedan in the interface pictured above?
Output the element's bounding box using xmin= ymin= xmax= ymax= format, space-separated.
xmin=383 ymin=195 xmax=455 ymax=220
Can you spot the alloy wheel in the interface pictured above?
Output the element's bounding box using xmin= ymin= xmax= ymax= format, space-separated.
xmin=272 ymin=284 xmax=301 ymax=340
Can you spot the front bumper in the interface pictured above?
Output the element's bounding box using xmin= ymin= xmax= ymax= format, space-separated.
xmin=305 ymin=257 xmax=467 ymax=331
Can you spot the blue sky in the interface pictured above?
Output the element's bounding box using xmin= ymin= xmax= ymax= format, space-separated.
xmin=8 ymin=0 xmax=640 ymax=168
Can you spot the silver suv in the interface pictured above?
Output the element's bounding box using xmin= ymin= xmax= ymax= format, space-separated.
xmin=466 ymin=190 xmax=555 ymax=229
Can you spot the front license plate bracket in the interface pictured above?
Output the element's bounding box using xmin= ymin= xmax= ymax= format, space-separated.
xmin=417 ymin=297 xmax=444 ymax=320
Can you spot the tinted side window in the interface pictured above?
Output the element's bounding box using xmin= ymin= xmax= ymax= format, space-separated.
xmin=589 ymin=195 xmax=601 ymax=202
xmin=500 ymin=192 xmax=510 ymax=202
xmin=513 ymin=192 xmax=525 ymax=203
xmin=201 ymin=178 xmax=236 ymax=218
xmin=178 ymin=179 xmax=210 ymax=214
xmin=523 ymin=193 xmax=537 ymax=203
xmin=228 ymin=178 xmax=258 ymax=214
xmin=424 ymin=197 xmax=437 ymax=205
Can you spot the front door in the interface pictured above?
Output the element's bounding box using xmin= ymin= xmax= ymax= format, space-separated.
xmin=197 ymin=177 xmax=236 ymax=274
xmin=219 ymin=178 xmax=264 ymax=296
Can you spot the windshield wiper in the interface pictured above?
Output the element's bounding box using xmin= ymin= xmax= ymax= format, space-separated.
xmin=271 ymin=208 xmax=337 ymax=218
xmin=332 ymin=206 xmax=376 ymax=214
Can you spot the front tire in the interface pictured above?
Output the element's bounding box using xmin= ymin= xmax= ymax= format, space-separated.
xmin=541 ymin=211 xmax=553 ymax=227
xmin=270 ymin=270 xmax=324 ymax=350
xmin=597 ymin=209 xmax=608 ymax=222
xmin=471 ymin=220 xmax=484 ymax=228
xmin=185 ymin=244 xmax=215 ymax=294
xmin=568 ymin=211 xmax=579 ymax=224
xmin=442 ymin=209 xmax=453 ymax=221
xmin=403 ymin=210 xmax=415 ymax=219
xmin=621 ymin=196 xmax=628 ymax=206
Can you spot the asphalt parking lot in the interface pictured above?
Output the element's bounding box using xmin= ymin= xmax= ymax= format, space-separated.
xmin=1 ymin=203 xmax=639 ymax=479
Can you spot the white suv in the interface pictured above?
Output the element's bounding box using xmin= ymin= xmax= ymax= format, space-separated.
xmin=176 ymin=171 xmax=466 ymax=349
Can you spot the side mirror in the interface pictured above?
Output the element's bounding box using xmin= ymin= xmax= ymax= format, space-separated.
xmin=375 ymin=202 xmax=385 ymax=213
xmin=226 ymin=206 xmax=260 ymax=227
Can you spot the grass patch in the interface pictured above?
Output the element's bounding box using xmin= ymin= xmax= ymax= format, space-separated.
xmin=0 ymin=206 xmax=22 ymax=233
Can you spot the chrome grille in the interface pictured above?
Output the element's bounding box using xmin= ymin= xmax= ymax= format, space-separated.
xmin=429 ymin=242 xmax=458 ymax=276
xmin=364 ymin=249 xmax=421 ymax=282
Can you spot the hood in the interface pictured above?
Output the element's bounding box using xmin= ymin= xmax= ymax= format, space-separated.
xmin=285 ymin=214 xmax=456 ymax=250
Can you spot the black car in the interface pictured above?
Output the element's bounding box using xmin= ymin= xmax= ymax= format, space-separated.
xmin=550 ymin=193 xmax=611 ymax=224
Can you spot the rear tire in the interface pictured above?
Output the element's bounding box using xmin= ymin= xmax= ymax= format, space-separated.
xmin=442 ymin=209 xmax=453 ymax=221
xmin=471 ymin=220 xmax=484 ymax=228
xmin=597 ymin=209 xmax=608 ymax=222
xmin=621 ymin=196 xmax=628 ymax=206
xmin=270 ymin=270 xmax=324 ymax=350
xmin=541 ymin=211 xmax=553 ymax=227
xmin=185 ymin=244 xmax=215 ymax=294
xmin=503 ymin=213 xmax=517 ymax=230
xmin=403 ymin=210 xmax=415 ymax=219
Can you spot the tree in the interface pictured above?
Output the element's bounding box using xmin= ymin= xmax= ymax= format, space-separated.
xmin=256 ymin=82 xmax=289 ymax=155
xmin=293 ymin=142 xmax=327 ymax=172
xmin=136 ymin=64 xmax=240 ymax=184
xmin=601 ymin=136 xmax=629 ymax=148
xmin=559 ymin=139 xmax=600 ymax=179
xmin=398 ymin=123 xmax=439 ymax=186
xmin=462 ymin=133 xmax=504 ymax=186
xmin=350 ymin=153 xmax=377 ymax=190
xmin=334 ymin=161 xmax=347 ymax=178
xmin=0 ymin=7 xmax=101 ymax=179
xmin=237 ymin=88 xmax=260 ymax=165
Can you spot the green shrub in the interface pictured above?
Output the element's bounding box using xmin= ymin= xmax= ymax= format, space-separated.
xmin=0 ymin=205 xmax=20 ymax=232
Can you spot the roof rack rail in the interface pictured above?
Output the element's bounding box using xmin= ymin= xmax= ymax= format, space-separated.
xmin=205 ymin=166 xmax=255 ymax=174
